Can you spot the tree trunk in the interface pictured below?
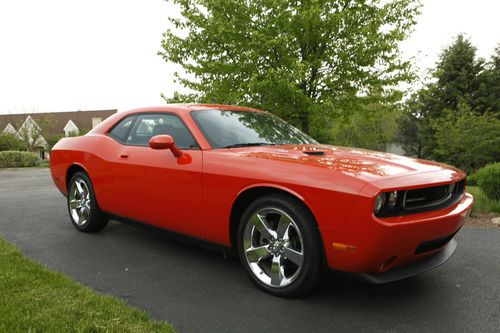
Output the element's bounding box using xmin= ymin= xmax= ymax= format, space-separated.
xmin=300 ymin=111 xmax=309 ymax=134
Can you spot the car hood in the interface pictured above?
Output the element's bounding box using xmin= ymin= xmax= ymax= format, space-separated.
xmin=231 ymin=144 xmax=463 ymax=183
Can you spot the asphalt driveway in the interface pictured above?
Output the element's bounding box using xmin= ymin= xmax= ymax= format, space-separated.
xmin=0 ymin=169 xmax=499 ymax=332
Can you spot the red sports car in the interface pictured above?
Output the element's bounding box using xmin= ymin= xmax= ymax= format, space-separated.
xmin=50 ymin=104 xmax=473 ymax=297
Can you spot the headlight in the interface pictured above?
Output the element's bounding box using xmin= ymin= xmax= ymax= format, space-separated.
xmin=374 ymin=190 xmax=402 ymax=216
xmin=387 ymin=191 xmax=398 ymax=208
xmin=373 ymin=193 xmax=386 ymax=214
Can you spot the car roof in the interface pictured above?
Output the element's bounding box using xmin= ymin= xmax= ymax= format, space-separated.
xmin=88 ymin=103 xmax=267 ymax=147
xmin=121 ymin=104 xmax=264 ymax=115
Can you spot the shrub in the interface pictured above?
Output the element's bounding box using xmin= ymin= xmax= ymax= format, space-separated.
xmin=0 ymin=133 xmax=25 ymax=151
xmin=467 ymin=173 xmax=477 ymax=186
xmin=475 ymin=163 xmax=500 ymax=201
xmin=0 ymin=151 xmax=39 ymax=168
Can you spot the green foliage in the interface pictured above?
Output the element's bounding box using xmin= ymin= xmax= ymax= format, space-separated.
xmin=475 ymin=163 xmax=500 ymax=201
xmin=395 ymin=109 xmax=423 ymax=157
xmin=431 ymin=35 xmax=484 ymax=114
xmin=45 ymin=134 xmax=64 ymax=151
xmin=330 ymin=101 xmax=401 ymax=150
xmin=467 ymin=186 xmax=500 ymax=215
xmin=420 ymin=35 xmax=486 ymax=159
xmin=0 ymin=238 xmax=175 ymax=332
xmin=467 ymin=173 xmax=477 ymax=186
xmin=474 ymin=46 xmax=500 ymax=115
xmin=397 ymin=35 xmax=500 ymax=170
xmin=163 ymin=91 xmax=199 ymax=104
xmin=66 ymin=131 xmax=79 ymax=137
xmin=37 ymin=160 xmax=50 ymax=168
xmin=0 ymin=133 xmax=24 ymax=152
xmin=14 ymin=116 xmax=50 ymax=152
xmin=160 ymin=0 xmax=421 ymax=136
xmin=431 ymin=107 xmax=500 ymax=172
xmin=0 ymin=151 xmax=39 ymax=168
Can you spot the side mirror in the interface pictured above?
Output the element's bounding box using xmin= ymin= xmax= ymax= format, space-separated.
xmin=149 ymin=135 xmax=183 ymax=158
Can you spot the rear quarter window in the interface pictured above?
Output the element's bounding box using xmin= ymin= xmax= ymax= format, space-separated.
xmin=108 ymin=116 xmax=137 ymax=143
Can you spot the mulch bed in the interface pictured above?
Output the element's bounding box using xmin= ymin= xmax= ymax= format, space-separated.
xmin=465 ymin=213 xmax=500 ymax=229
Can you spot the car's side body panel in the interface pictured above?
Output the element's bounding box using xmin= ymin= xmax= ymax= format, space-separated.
xmin=109 ymin=145 xmax=203 ymax=238
xmin=201 ymin=149 xmax=365 ymax=246
xmin=51 ymin=137 xmax=204 ymax=240
xmin=50 ymin=135 xmax=115 ymax=203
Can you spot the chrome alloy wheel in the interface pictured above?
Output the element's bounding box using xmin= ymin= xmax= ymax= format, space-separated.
xmin=243 ymin=207 xmax=304 ymax=288
xmin=69 ymin=179 xmax=91 ymax=226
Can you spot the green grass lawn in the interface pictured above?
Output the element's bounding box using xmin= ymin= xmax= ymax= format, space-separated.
xmin=467 ymin=186 xmax=500 ymax=215
xmin=0 ymin=238 xmax=175 ymax=333
xmin=37 ymin=160 xmax=50 ymax=168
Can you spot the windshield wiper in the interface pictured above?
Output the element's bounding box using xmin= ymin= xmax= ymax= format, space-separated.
xmin=223 ymin=142 xmax=274 ymax=148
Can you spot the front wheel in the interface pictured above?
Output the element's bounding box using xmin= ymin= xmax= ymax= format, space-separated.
xmin=67 ymin=171 xmax=109 ymax=232
xmin=237 ymin=194 xmax=322 ymax=297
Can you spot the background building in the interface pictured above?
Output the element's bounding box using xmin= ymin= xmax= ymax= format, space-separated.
xmin=0 ymin=109 xmax=116 ymax=159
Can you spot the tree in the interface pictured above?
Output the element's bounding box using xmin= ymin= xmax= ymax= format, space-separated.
xmin=14 ymin=115 xmax=55 ymax=152
xmin=330 ymin=98 xmax=401 ymax=150
xmin=159 ymin=0 xmax=421 ymax=136
xmin=0 ymin=133 xmax=25 ymax=152
xmin=475 ymin=45 xmax=500 ymax=115
xmin=397 ymin=35 xmax=490 ymax=160
xmin=428 ymin=35 xmax=484 ymax=116
xmin=397 ymin=36 xmax=500 ymax=171
xmin=45 ymin=134 xmax=64 ymax=151
xmin=395 ymin=110 xmax=422 ymax=157
xmin=431 ymin=105 xmax=500 ymax=172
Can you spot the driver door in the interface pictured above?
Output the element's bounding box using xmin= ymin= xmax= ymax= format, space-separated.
xmin=108 ymin=113 xmax=204 ymax=239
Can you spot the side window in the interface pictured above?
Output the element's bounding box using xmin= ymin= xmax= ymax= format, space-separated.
xmin=126 ymin=114 xmax=198 ymax=149
xmin=108 ymin=116 xmax=137 ymax=143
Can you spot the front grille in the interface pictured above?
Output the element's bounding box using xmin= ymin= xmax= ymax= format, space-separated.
xmin=404 ymin=183 xmax=455 ymax=210
xmin=375 ymin=179 xmax=465 ymax=217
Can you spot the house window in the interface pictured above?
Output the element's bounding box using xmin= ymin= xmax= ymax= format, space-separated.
xmin=92 ymin=117 xmax=102 ymax=128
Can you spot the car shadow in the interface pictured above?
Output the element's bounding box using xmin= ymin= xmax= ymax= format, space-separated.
xmin=102 ymin=218 xmax=439 ymax=304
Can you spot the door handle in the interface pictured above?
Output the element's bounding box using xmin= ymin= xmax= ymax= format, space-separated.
xmin=120 ymin=153 xmax=129 ymax=159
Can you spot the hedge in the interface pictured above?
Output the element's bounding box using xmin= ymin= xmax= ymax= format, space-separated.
xmin=0 ymin=151 xmax=39 ymax=168
xmin=475 ymin=163 xmax=500 ymax=201
xmin=466 ymin=173 xmax=477 ymax=186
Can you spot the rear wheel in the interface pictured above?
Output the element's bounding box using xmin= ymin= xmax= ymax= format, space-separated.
xmin=237 ymin=194 xmax=322 ymax=297
xmin=67 ymin=171 xmax=109 ymax=232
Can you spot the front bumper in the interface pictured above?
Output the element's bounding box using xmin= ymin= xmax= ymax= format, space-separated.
xmin=358 ymin=238 xmax=457 ymax=283
xmin=320 ymin=192 xmax=473 ymax=276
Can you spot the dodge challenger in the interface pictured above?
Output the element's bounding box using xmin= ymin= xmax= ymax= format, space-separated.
xmin=50 ymin=104 xmax=473 ymax=297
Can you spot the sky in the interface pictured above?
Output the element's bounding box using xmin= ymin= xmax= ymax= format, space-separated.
xmin=0 ymin=0 xmax=499 ymax=114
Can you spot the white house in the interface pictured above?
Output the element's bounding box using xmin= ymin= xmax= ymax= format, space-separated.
xmin=0 ymin=109 xmax=117 ymax=159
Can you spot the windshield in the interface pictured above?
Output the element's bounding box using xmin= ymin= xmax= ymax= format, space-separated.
xmin=191 ymin=109 xmax=317 ymax=149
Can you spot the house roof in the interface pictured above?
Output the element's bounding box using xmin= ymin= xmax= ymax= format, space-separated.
xmin=0 ymin=109 xmax=117 ymax=136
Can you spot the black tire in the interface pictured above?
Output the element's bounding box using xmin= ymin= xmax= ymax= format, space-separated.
xmin=237 ymin=194 xmax=322 ymax=297
xmin=67 ymin=171 xmax=109 ymax=232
